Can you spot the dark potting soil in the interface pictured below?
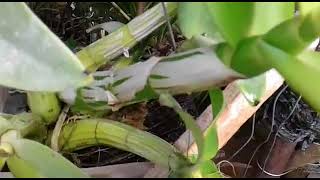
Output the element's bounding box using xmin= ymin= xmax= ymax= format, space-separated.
xmin=255 ymin=84 xmax=320 ymax=151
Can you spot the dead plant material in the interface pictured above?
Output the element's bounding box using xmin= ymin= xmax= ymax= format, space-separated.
xmin=107 ymin=103 xmax=148 ymax=130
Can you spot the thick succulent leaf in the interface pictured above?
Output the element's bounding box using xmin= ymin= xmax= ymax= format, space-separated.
xmin=231 ymin=37 xmax=272 ymax=77
xmin=7 ymin=155 xmax=44 ymax=178
xmin=180 ymin=2 xmax=294 ymax=48
xmin=262 ymin=5 xmax=320 ymax=56
xmin=235 ymin=73 xmax=266 ymax=106
xmin=204 ymin=2 xmax=253 ymax=47
xmin=263 ymin=16 xmax=318 ymax=55
xmin=229 ymin=6 xmax=320 ymax=112
xmin=248 ymin=2 xmax=294 ymax=36
xmin=6 ymin=138 xmax=88 ymax=178
xmin=298 ymin=2 xmax=320 ymax=16
xmin=159 ymin=93 xmax=204 ymax=163
xmin=0 ymin=2 xmax=91 ymax=92
xmin=178 ymin=2 xmax=224 ymax=42
xmin=239 ymin=38 xmax=320 ymax=112
xmin=200 ymin=160 xmax=223 ymax=178
xmin=231 ymin=6 xmax=320 ymax=77
xmin=262 ymin=48 xmax=320 ymax=112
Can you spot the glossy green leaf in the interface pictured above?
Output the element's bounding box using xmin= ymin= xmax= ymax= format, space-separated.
xmin=231 ymin=6 xmax=320 ymax=76
xmin=178 ymin=2 xmax=224 ymax=42
xmin=179 ymin=2 xmax=294 ymax=49
xmin=205 ymin=2 xmax=253 ymax=47
xmin=0 ymin=2 xmax=91 ymax=92
xmin=258 ymin=44 xmax=320 ymax=112
xmin=159 ymin=93 xmax=204 ymax=163
xmin=262 ymin=6 xmax=320 ymax=56
xmin=248 ymin=2 xmax=294 ymax=36
xmin=231 ymin=37 xmax=272 ymax=77
xmin=7 ymin=138 xmax=88 ymax=178
xmin=200 ymin=160 xmax=223 ymax=178
xmin=229 ymin=4 xmax=320 ymax=112
xmin=206 ymin=172 xmax=224 ymax=178
xmin=299 ymin=2 xmax=320 ymax=16
xmin=7 ymin=155 xmax=44 ymax=178
xmin=236 ymin=73 xmax=266 ymax=106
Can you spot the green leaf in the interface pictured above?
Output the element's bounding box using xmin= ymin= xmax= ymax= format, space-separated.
xmin=199 ymin=160 xmax=223 ymax=178
xmin=228 ymin=4 xmax=320 ymax=112
xmin=133 ymin=82 xmax=159 ymax=102
xmin=259 ymin=45 xmax=320 ymax=112
xmin=7 ymin=155 xmax=44 ymax=178
xmin=0 ymin=2 xmax=92 ymax=92
xmin=201 ymin=88 xmax=223 ymax=160
xmin=231 ymin=6 xmax=320 ymax=76
xmin=206 ymin=172 xmax=224 ymax=178
xmin=180 ymin=2 xmax=294 ymax=48
xmin=262 ymin=7 xmax=320 ymax=55
xmin=178 ymin=2 xmax=224 ymax=42
xmin=6 ymin=138 xmax=88 ymax=178
xmin=159 ymin=93 xmax=204 ymax=164
xmin=231 ymin=37 xmax=272 ymax=77
xmin=247 ymin=2 xmax=294 ymax=36
xmin=299 ymin=2 xmax=320 ymax=16
xmin=236 ymin=73 xmax=266 ymax=106
xmin=71 ymin=89 xmax=111 ymax=117
xmin=205 ymin=2 xmax=254 ymax=47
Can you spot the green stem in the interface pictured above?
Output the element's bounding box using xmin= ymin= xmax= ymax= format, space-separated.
xmin=76 ymin=2 xmax=178 ymax=72
xmin=58 ymin=119 xmax=190 ymax=171
xmin=27 ymin=92 xmax=61 ymax=125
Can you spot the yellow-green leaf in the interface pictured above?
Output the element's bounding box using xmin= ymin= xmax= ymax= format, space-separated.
xmin=178 ymin=2 xmax=224 ymax=42
xmin=299 ymin=2 xmax=320 ymax=16
xmin=7 ymin=138 xmax=88 ymax=178
xmin=159 ymin=93 xmax=204 ymax=163
xmin=179 ymin=2 xmax=294 ymax=48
